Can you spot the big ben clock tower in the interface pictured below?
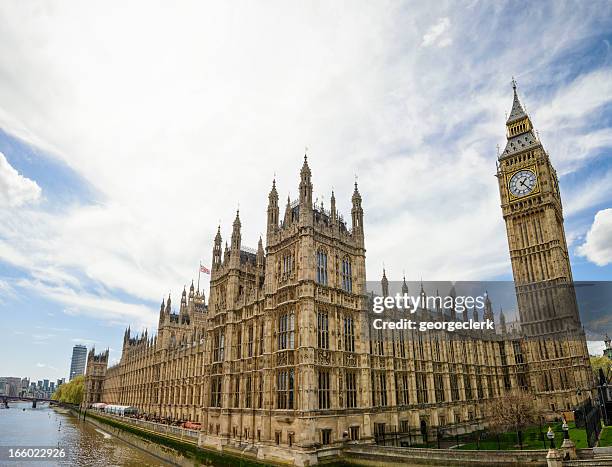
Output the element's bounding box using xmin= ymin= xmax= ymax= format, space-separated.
xmin=497 ymin=79 xmax=582 ymax=337
xmin=497 ymin=80 xmax=591 ymax=410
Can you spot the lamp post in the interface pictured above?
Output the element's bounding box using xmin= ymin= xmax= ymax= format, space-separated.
xmin=546 ymin=427 xmax=555 ymax=449
xmin=561 ymin=419 xmax=569 ymax=440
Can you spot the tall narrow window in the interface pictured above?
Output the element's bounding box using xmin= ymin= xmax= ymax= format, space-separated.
xmin=233 ymin=375 xmax=240 ymax=408
xmin=213 ymin=331 xmax=225 ymax=362
xmin=341 ymin=258 xmax=352 ymax=292
xmin=277 ymin=369 xmax=295 ymax=409
xmin=318 ymin=369 xmax=330 ymax=409
xmin=397 ymin=373 xmax=409 ymax=405
xmin=236 ymin=329 xmax=242 ymax=359
xmin=416 ymin=372 xmax=428 ymax=404
xmin=247 ymin=325 xmax=253 ymax=357
xmin=316 ymin=250 xmax=328 ymax=285
xmin=317 ymin=311 xmax=329 ymax=349
xmin=346 ymin=371 xmax=357 ymax=408
xmin=245 ymin=375 xmax=252 ymax=408
xmin=278 ymin=312 xmax=295 ymax=350
xmin=211 ymin=376 xmax=222 ymax=407
xmin=259 ymin=322 xmax=264 ymax=355
xmin=343 ymin=315 xmax=355 ymax=352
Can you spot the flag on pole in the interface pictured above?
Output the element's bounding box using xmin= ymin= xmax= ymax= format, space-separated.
xmin=200 ymin=265 xmax=210 ymax=274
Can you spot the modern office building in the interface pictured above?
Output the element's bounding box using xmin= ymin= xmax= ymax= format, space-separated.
xmin=69 ymin=344 xmax=87 ymax=381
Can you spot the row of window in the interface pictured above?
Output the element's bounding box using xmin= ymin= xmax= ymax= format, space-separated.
xmin=316 ymin=251 xmax=353 ymax=292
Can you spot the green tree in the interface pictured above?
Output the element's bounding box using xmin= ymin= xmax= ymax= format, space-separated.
xmin=590 ymin=355 xmax=611 ymax=379
xmin=52 ymin=376 xmax=84 ymax=405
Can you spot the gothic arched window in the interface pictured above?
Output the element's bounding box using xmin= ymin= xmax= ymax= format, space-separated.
xmin=278 ymin=311 xmax=295 ymax=350
xmin=316 ymin=249 xmax=328 ymax=285
xmin=341 ymin=257 xmax=352 ymax=292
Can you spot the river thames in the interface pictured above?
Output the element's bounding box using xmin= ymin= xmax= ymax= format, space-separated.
xmin=0 ymin=402 xmax=170 ymax=466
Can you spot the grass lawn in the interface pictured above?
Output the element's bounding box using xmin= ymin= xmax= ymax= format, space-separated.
xmin=599 ymin=425 xmax=612 ymax=447
xmin=456 ymin=422 xmax=588 ymax=450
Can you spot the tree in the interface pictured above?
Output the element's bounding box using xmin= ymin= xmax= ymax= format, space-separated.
xmin=52 ymin=376 xmax=84 ymax=405
xmin=590 ymin=355 xmax=611 ymax=379
xmin=488 ymin=388 xmax=543 ymax=448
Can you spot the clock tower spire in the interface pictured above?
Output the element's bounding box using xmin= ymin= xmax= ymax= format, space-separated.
xmin=498 ymin=80 xmax=581 ymax=336
xmin=496 ymin=80 xmax=591 ymax=411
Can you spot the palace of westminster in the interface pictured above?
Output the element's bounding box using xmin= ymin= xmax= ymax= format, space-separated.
xmin=84 ymin=84 xmax=593 ymax=465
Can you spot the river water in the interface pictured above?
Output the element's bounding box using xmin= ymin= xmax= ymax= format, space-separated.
xmin=0 ymin=402 xmax=171 ymax=466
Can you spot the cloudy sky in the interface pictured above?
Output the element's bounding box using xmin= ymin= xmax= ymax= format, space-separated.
xmin=1 ymin=1 xmax=611 ymax=381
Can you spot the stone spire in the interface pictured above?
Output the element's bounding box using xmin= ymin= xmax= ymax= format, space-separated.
xmin=267 ymin=178 xmax=279 ymax=239
xmin=499 ymin=307 xmax=507 ymax=335
xmin=507 ymin=78 xmax=527 ymax=124
xmin=381 ymin=268 xmax=389 ymax=297
xmin=231 ymin=210 xmax=241 ymax=252
xmin=181 ymin=285 xmax=187 ymax=309
xmin=165 ymin=293 xmax=172 ymax=314
xmin=401 ymin=275 xmax=409 ymax=295
xmin=351 ymin=181 xmax=364 ymax=237
xmin=284 ymin=195 xmax=292 ymax=226
xmin=257 ymin=236 xmax=264 ymax=268
xmin=483 ymin=291 xmax=494 ymax=331
xmin=501 ymin=78 xmax=538 ymax=158
xmin=212 ymin=226 xmax=222 ymax=270
xmin=330 ymin=190 xmax=336 ymax=222
xmin=299 ymin=154 xmax=313 ymax=208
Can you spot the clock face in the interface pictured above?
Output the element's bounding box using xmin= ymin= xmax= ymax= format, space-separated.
xmin=508 ymin=169 xmax=537 ymax=197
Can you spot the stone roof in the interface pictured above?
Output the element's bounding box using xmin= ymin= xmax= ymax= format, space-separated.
xmin=507 ymin=84 xmax=527 ymax=124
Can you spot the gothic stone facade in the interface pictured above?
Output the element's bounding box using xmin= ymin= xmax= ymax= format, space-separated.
xmin=88 ymin=85 xmax=592 ymax=466
xmin=84 ymin=348 xmax=109 ymax=405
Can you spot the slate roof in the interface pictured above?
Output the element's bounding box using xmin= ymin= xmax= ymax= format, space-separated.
xmin=507 ymin=86 xmax=528 ymax=124
xmin=502 ymin=129 xmax=539 ymax=157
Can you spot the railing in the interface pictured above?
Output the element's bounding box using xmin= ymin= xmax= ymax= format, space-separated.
xmin=93 ymin=411 xmax=199 ymax=440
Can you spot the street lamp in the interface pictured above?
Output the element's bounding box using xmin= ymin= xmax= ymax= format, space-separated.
xmin=546 ymin=427 xmax=555 ymax=449
xmin=561 ymin=419 xmax=569 ymax=440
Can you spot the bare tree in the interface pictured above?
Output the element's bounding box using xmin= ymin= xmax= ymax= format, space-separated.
xmin=488 ymin=389 xmax=543 ymax=448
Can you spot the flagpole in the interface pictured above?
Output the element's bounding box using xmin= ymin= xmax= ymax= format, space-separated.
xmin=197 ymin=262 xmax=201 ymax=294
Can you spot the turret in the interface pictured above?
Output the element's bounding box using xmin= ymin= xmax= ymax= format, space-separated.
xmin=189 ymin=280 xmax=195 ymax=299
xmin=267 ymin=179 xmax=279 ymax=240
xmin=472 ymin=304 xmax=479 ymax=322
xmin=159 ymin=298 xmax=166 ymax=324
xmin=284 ymin=196 xmax=292 ymax=226
xmin=381 ymin=269 xmax=389 ymax=297
xmin=231 ymin=210 xmax=241 ymax=252
xmin=499 ymin=307 xmax=507 ymax=335
xmin=351 ymin=181 xmax=364 ymax=239
xmin=230 ymin=210 xmax=241 ymax=269
xmin=212 ymin=226 xmax=222 ymax=270
xmin=257 ymin=236 xmax=265 ymax=268
xmin=401 ymin=275 xmax=409 ymax=295
xmin=483 ymin=291 xmax=495 ymax=331
xmin=330 ymin=190 xmax=337 ymax=223
xmin=165 ymin=294 xmax=171 ymax=314
xmin=181 ymin=286 xmax=187 ymax=310
xmin=449 ymin=285 xmax=456 ymax=320
xmin=298 ymin=155 xmax=313 ymax=225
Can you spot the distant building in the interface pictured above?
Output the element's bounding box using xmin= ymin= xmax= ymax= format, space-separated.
xmin=604 ymin=334 xmax=612 ymax=360
xmin=69 ymin=345 xmax=87 ymax=381
xmin=0 ymin=377 xmax=22 ymax=397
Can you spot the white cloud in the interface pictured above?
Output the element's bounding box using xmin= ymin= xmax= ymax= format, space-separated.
xmin=0 ymin=1 xmax=609 ymax=331
xmin=577 ymin=209 xmax=612 ymax=266
xmin=0 ymin=151 xmax=41 ymax=207
xmin=422 ymin=17 xmax=451 ymax=47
